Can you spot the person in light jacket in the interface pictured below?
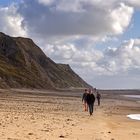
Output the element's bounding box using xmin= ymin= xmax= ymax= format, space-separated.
xmin=82 ymin=89 xmax=88 ymax=111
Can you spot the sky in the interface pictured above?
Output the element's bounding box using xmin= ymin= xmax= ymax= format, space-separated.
xmin=0 ymin=0 xmax=140 ymax=89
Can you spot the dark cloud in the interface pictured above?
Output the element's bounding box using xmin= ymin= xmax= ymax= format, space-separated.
xmin=17 ymin=0 xmax=133 ymax=39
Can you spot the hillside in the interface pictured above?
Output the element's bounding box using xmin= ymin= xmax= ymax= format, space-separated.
xmin=0 ymin=32 xmax=91 ymax=89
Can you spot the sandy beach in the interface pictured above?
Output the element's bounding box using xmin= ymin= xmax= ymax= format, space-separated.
xmin=0 ymin=89 xmax=140 ymax=140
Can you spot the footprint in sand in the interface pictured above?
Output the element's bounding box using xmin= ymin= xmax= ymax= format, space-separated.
xmin=59 ymin=135 xmax=65 ymax=138
xmin=28 ymin=132 xmax=34 ymax=135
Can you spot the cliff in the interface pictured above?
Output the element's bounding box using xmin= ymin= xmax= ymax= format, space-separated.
xmin=0 ymin=32 xmax=91 ymax=89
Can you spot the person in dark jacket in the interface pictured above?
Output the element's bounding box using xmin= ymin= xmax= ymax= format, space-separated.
xmin=82 ymin=89 xmax=88 ymax=111
xmin=96 ymin=91 xmax=101 ymax=106
xmin=86 ymin=89 xmax=95 ymax=115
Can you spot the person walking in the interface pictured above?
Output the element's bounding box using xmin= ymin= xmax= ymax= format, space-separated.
xmin=96 ymin=91 xmax=101 ymax=106
xmin=82 ymin=89 xmax=88 ymax=111
xmin=86 ymin=89 xmax=95 ymax=115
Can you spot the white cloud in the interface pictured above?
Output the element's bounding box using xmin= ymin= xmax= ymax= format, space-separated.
xmin=110 ymin=3 xmax=133 ymax=34
xmin=134 ymin=38 xmax=140 ymax=45
xmin=43 ymin=44 xmax=76 ymax=60
xmin=126 ymin=0 xmax=140 ymax=9
xmin=0 ymin=4 xmax=27 ymax=37
xmin=37 ymin=0 xmax=54 ymax=6
xmin=101 ymin=39 xmax=140 ymax=73
xmin=43 ymin=38 xmax=140 ymax=77
xmin=43 ymin=42 xmax=103 ymax=63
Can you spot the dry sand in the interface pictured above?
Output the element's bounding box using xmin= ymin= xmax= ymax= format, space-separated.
xmin=0 ymin=89 xmax=140 ymax=140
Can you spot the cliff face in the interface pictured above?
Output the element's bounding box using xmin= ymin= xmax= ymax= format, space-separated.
xmin=0 ymin=32 xmax=91 ymax=89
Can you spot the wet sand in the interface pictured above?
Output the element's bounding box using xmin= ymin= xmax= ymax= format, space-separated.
xmin=0 ymin=89 xmax=140 ymax=140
